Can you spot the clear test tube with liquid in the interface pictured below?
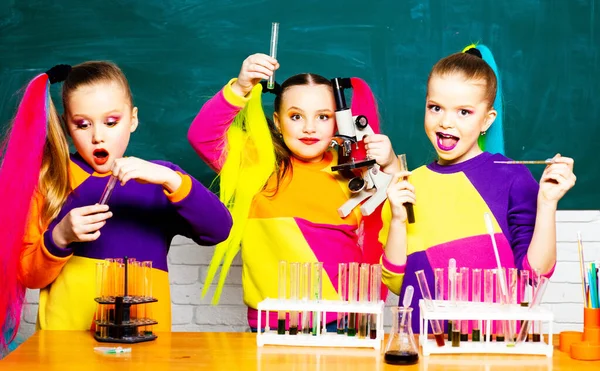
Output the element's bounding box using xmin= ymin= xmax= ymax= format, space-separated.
xmin=337 ymin=263 xmax=347 ymax=335
xmin=415 ymin=270 xmax=445 ymax=347
xmin=289 ymin=262 xmax=300 ymax=335
xmin=495 ymin=268 xmax=506 ymax=342
xmin=460 ymin=267 xmax=469 ymax=342
xmin=278 ymin=260 xmax=287 ymax=335
xmin=358 ymin=263 xmax=370 ymax=338
xmin=301 ymin=262 xmax=311 ymax=334
xmin=532 ymin=268 xmax=542 ymax=342
xmin=484 ymin=268 xmax=495 ymax=341
xmin=471 ymin=268 xmax=482 ymax=342
xmin=452 ymin=271 xmax=462 ymax=347
xmin=95 ymin=261 xmax=106 ymax=338
xmin=347 ymin=262 xmax=359 ymax=337
xmin=507 ymin=268 xmax=518 ymax=341
xmin=434 ymin=268 xmax=445 ymax=339
xmin=369 ymin=264 xmax=382 ymax=339
xmin=518 ymin=269 xmax=531 ymax=341
xmin=142 ymin=261 xmax=153 ymax=335
xmin=447 ymin=258 xmax=456 ymax=341
xmin=312 ymin=262 xmax=323 ymax=335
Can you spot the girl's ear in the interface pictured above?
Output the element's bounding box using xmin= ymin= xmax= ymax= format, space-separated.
xmin=130 ymin=107 xmax=139 ymax=133
xmin=482 ymin=108 xmax=497 ymax=132
xmin=273 ymin=111 xmax=281 ymax=131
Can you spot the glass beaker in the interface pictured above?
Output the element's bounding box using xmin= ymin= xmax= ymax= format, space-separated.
xmin=384 ymin=307 xmax=419 ymax=365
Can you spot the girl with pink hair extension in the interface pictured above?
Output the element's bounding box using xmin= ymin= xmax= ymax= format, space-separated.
xmin=188 ymin=52 xmax=399 ymax=332
xmin=0 ymin=62 xmax=232 ymax=355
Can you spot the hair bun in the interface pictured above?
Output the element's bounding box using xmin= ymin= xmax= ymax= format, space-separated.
xmin=45 ymin=64 xmax=72 ymax=84
xmin=464 ymin=48 xmax=483 ymax=59
xmin=260 ymin=80 xmax=282 ymax=96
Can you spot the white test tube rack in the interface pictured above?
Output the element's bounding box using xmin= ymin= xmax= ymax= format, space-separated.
xmin=419 ymin=299 xmax=554 ymax=357
xmin=256 ymin=298 xmax=385 ymax=349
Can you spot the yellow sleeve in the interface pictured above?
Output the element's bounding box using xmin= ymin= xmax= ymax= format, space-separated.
xmin=223 ymin=78 xmax=253 ymax=108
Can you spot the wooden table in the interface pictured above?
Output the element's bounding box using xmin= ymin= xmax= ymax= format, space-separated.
xmin=1 ymin=331 xmax=598 ymax=370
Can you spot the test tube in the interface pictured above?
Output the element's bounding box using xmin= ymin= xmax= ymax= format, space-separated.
xmin=460 ymin=267 xmax=469 ymax=341
xmin=471 ymin=268 xmax=482 ymax=342
xmin=267 ymin=22 xmax=279 ymax=90
xmin=532 ymin=268 xmax=542 ymax=342
xmin=369 ymin=264 xmax=382 ymax=339
xmin=507 ymin=268 xmax=518 ymax=341
xmin=289 ymin=262 xmax=300 ymax=335
xmin=278 ymin=260 xmax=287 ymax=335
xmin=99 ymin=175 xmax=118 ymax=205
xmin=337 ymin=263 xmax=347 ymax=335
xmin=434 ymin=268 xmax=445 ymax=302
xmin=453 ymin=271 xmax=462 ymax=347
xmin=301 ymin=262 xmax=311 ymax=334
xmin=519 ymin=270 xmax=531 ymax=341
xmin=495 ymin=268 xmax=506 ymax=342
xmin=447 ymin=258 xmax=456 ymax=340
xmin=358 ymin=263 xmax=370 ymax=338
xmin=398 ymin=154 xmax=415 ymax=223
xmin=312 ymin=262 xmax=323 ymax=335
xmin=484 ymin=268 xmax=495 ymax=341
xmin=347 ymin=262 xmax=359 ymax=336
xmin=95 ymin=261 xmax=105 ymax=337
xmin=142 ymin=261 xmax=153 ymax=335
xmin=516 ymin=276 xmax=550 ymax=344
xmin=415 ymin=270 xmax=445 ymax=347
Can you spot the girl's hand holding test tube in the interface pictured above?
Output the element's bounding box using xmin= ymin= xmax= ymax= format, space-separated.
xmin=111 ymin=157 xmax=182 ymax=193
xmin=386 ymin=171 xmax=416 ymax=223
xmin=52 ymin=204 xmax=113 ymax=248
xmin=231 ymin=54 xmax=280 ymax=97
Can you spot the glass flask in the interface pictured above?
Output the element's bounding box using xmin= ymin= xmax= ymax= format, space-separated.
xmin=384 ymin=306 xmax=419 ymax=365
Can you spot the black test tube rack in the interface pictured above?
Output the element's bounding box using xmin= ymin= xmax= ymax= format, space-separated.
xmin=94 ymin=257 xmax=158 ymax=344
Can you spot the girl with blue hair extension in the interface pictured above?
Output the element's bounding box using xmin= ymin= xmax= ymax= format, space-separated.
xmin=379 ymin=44 xmax=576 ymax=334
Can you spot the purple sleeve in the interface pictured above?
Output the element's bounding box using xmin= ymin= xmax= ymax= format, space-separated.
xmin=161 ymin=162 xmax=233 ymax=246
xmin=507 ymin=169 xmax=539 ymax=271
xmin=187 ymin=89 xmax=244 ymax=172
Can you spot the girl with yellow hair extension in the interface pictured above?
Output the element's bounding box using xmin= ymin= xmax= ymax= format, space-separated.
xmin=188 ymin=53 xmax=399 ymax=331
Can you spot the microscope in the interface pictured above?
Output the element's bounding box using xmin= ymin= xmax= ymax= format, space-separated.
xmin=330 ymin=77 xmax=392 ymax=218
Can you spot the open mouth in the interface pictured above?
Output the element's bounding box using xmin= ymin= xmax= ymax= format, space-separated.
xmin=93 ymin=149 xmax=110 ymax=165
xmin=436 ymin=132 xmax=459 ymax=151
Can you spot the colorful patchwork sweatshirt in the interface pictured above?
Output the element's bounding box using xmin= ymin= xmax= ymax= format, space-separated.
xmin=19 ymin=153 xmax=232 ymax=331
xmin=188 ymin=79 xmax=382 ymax=329
xmin=379 ymin=151 xmax=555 ymax=331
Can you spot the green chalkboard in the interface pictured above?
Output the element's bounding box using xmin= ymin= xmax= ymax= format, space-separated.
xmin=1 ymin=0 xmax=598 ymax=209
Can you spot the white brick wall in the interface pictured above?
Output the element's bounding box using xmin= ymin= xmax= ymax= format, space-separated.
xmin=16 ymin=210 xmax=600 ymax=341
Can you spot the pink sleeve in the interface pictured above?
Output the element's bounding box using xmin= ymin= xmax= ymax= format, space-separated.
xmin=187 ymin=86 xmax=245 ymax=172
xmin=521 ymin=254 xmax=556 ymax=278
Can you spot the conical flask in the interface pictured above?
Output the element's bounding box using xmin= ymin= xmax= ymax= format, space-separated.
xmin=384 ymin=306 xmax=419 ymax=365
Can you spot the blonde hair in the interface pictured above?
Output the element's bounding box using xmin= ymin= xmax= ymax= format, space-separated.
xmin=40 ymin=61 xmax=133 ymax=226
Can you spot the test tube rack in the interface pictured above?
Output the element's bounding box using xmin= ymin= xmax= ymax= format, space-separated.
xmin=256 ymin=298 xmax=385 ymax=349
xmin=93 ymin=257 xmax=158 ymax=344
xmin=419 ymin=299 xmax=554 ymax=357
xmin=94 ymin=295 xmax=158 ymax=344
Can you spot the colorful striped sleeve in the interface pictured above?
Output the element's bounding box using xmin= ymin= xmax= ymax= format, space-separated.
xmin=19 ymin=193 xmax=71 ymax=289
xmin=187 ymin=78 xmax=252 ymax=172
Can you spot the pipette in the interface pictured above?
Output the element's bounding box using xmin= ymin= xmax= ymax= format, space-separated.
xmin=493 ymin=159 xmax=554 ymax=165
